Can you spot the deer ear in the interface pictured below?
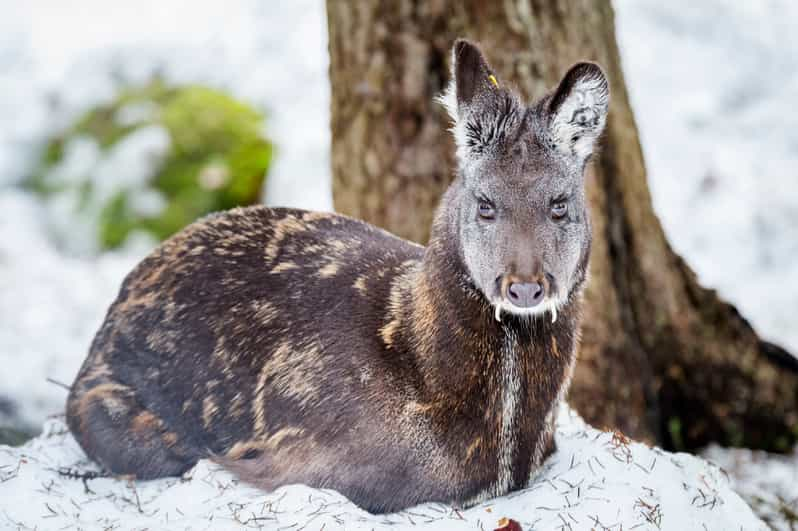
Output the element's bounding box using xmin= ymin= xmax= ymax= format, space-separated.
xmin=439 ymin=39 xmax=513 ymax=161
xmin=452 ymin=39 xmax=498 ymax=110
xmin=440 ymin=39 xmax=501 ymax=120
xmin=547 ymin=62 xmax=609 ymax=160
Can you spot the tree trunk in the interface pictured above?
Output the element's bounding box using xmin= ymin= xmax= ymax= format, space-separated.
xmin=326 ymin=0 xmax=798 ymax=451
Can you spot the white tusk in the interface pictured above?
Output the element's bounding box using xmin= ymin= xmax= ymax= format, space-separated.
xmin=551 ymin=304 xmax=558 ymax=324
xmin=494 ymin=303 xmax=502 ymax=322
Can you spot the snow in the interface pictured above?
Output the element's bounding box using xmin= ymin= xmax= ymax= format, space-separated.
xmin=0 ymin=0 xmax=330 ymax=430
xmin=0 ymin=0 xmax=796 ymax=528
xmin=0 ymin=407 xmax=766 ymax=530
xmin=41 ymin=126 xmax=171 ymax=255
xmin=703 ymin=444 xmax=798 ymax=530
xmin=0 ymin=0 xmax=332 ymax=210
xmin=0 ymin=191 xmax=144 ymax=433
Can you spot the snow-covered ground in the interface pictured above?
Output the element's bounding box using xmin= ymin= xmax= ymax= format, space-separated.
xmin=704 ymin=444 xmax=798 ymax=529
xmin=0 ymin=0 xmax=796 ymax=529
xmin=0 ymin=407 xmax=767 ymax=530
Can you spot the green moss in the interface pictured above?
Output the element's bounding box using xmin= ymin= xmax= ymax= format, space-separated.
xmin=0 ymin=427 xmax=32 ymax=447
xmin=99 ymin=192 xmax=136 ymax=249
xmin=73 ymin=107 xmax=138 ymax=149
xmin=773 ymin=435 xmax=790 ymax=452
xmin=42 ymin=137 xmax=66 ymax=167
xmin=726 ymin=423 xmax=745 ymax=448
xmin=161 ymin=86 xmax=263 ymax=156
xmin=25 ymin=79 xmax=272 ymax=250
xmin=667 ymin=417 xmax=684 ymax=451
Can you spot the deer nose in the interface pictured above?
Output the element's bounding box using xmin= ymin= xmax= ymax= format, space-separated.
xmin=507 ymin=282 xmax=545 ymax=308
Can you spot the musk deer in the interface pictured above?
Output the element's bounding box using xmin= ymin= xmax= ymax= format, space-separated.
xmin=66 ymin=40 xmax=609 ymax=513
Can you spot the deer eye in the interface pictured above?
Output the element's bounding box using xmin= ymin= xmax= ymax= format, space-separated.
xmin=551 ymin=201 xmax=568 ymax=220
xmin=477 ymin=201 xmax=496 ymax=220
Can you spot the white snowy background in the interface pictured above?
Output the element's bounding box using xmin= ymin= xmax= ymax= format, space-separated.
xmin=0 ymin=0 xmax=795 ymax=529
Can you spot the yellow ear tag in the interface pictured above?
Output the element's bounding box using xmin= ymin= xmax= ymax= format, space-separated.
xmin=488 ymin=74 xmax=499 ymax=88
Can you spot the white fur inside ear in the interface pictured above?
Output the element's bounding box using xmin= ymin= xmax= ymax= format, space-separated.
xmin=549 ymin=74 xmax=609 ymax=159
xmin=436 ymin=80 xmax=471 ymax=163
xmin=437 ymin=79 xmax=458 ymax=124
xmin=437 ymin=79 xmax=522 ymax=164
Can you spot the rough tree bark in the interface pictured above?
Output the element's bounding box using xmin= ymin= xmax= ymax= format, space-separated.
xmin=326 ymin=0 xmax=798 ymax=451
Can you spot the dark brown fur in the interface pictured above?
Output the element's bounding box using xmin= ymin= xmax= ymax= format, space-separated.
xmin=66 ymin=202 xmax=582 ymax=513
xmin=66 ymin=40 xmax=604 ymax=513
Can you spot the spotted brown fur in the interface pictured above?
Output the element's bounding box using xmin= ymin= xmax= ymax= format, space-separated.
xmin=66 ymin=200 xmax=582 ymax=511
xmin=66 ymin=40 xmax=607 ymax=514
